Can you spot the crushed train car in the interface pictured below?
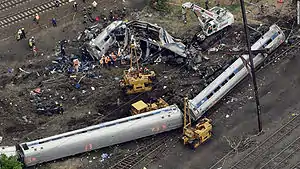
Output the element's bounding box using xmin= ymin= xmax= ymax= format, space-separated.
xmin=82 ymin=20 xmax=187 ymax=64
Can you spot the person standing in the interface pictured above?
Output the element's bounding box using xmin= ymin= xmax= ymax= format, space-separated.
xmin=16 ymin=29 xmax=22 ymax=41
xmin=29 ymin=37 xmax=35 ymax=48
xmin=205 ymin=0 xmax=209 ymax=10
xmin=92 ymin=1 xmax=97 ymax=10
xmin=73 ymin=2 xmax=78 ymax=11
xmin=51 ymin=18 xmax=57 ymax=27
xmin=21 ymin=28 xmax=26 ymax=39
xmin=73 ymin=59 xmax=80 ymax=72
xmin=32 ymin=46 xmax=38 ymax=56
xmin=34 ymin=13 xmax=40 ymax=24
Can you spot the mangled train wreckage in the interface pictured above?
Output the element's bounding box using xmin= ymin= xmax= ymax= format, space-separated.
xmin=82 ymin=20 xmax=187 ymax=64
xmin=0 ymin=24 xmax=285 ymax=167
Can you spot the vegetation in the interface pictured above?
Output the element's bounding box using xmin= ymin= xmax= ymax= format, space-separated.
xmin=151 ymin=0 xmax=170 ymax=11
xmin=0 ymin=154 xmax=23 ymax=169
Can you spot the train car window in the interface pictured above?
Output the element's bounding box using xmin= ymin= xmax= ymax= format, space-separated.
xmin=207 ymin=93 xmax=213 ymax=99
xmin=214 ymin=86 xmax=221 ymax=93
xmin=161 ymin=116 xmax=164 ymax=119
xmin=264 ymin=39 xmax=272 ymax=47
xmin=21 ymin=144 xmax=29 ymax=150
xmin=34 ymin=148 xmax=37 ymax=151
xmin=221 ymin=79 xmax=228 ymax=86
xmin=228 ymin=73 xmax=235 ymax=79
xmin=41 ymin=147 xmax=43 ymax=150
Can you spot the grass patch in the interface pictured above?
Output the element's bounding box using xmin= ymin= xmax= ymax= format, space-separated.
xmin=224 ymin=3 xmax=241 ymax=13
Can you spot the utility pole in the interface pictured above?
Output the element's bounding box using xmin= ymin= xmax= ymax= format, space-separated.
xmin=297 ymin=0 xmax=300 ymax=25
xmin=239 ymin=0 xmax=262 ymax=132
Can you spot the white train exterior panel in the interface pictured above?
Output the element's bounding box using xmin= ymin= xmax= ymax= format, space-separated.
xmin=20 ymin=105 xmax=183 ymax=166
xmin=0 ymin=146 xmax=17 ymax=157
xmin=189 ymin=24 xmax=285 ymax=120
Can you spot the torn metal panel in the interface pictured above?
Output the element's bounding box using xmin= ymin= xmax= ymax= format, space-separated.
xmin=86 ymin=21 xmax=124 ymax=60
xmin=85 ymin=20 xmax=187 ymax=62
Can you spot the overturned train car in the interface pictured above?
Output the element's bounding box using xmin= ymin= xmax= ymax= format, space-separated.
xmin=17 ymin=105 xmax=183 ymax=166
xmin=189 ymin=24 xmax=285 ymax=120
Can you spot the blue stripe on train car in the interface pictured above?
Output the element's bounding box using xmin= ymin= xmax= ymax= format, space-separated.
xmin=233 ymin=68 xmax=239 ymax=74
xmin=196 ymin=97 xmax=207 ymax=109
xmin=271 ymin=32 xmax=278 ymax=40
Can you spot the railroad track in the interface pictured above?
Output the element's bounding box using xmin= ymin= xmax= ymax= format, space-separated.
xmin=0 ymin=0 xmax=69 ymax=28
xmin=259 ymin=136 xmax=300 ymax=169
xmin=208 ymin=40 xmax=300 ymax=169
xmin=229 ymin=114 xmax=300 ymax=169
xmin=0 ymin=0 xmax=32 ymax=12
xmin=287 ymin=160 xmax=300 ymax=169
xmin=109 ymin=135 xmax=177 ymax=169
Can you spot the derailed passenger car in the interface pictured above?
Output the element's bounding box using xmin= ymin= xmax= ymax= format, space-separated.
xmin=19 ymin=105 xmax=183 ymax=166
xmin=85 ymin=20 xmax=186 ymax=64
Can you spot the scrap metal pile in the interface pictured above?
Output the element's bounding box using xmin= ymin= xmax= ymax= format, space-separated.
xmin=80 ymin=20 xmax=187 ymax=64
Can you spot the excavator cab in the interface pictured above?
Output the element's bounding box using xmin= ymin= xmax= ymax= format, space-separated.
xmin=130 ymin=98 xmax=169 ymax=115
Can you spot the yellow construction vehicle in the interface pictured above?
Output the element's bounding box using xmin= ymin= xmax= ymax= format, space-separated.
xmin=182 ymin=96 xmax=212 ymax=149
xmin=119 ymin=42 xmax=156 ymax=94
xmin=130 ymin=98 xmax=169 ymax=115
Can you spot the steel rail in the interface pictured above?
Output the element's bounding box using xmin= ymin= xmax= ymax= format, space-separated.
xmin=0 ymin=0 xmax=31 ymax=12
xmin=0 ymin=0 xmax=69 ymax=28
xmin=109 ymin=135 xmax=176 ymax=169
xmin=259 ymin=136 xmax=300 ymax=169
xmin=229 ymin=115 xmax=300 ymax=169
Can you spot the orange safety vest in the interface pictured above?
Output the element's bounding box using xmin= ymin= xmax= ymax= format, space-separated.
xmin=100 ymin=56 xmax=104 ymax=64
xmin=105 ymin=56 xmax=110 ymax=64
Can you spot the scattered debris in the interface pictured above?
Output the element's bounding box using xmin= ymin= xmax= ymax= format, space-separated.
xmin=100 ymin=153 xmax=110 ymax=162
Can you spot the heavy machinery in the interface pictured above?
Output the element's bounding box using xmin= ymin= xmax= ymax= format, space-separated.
xmin=182 ymin=2 xmax=234 ymax=50
xmin=119 ymin=41 xmax=156 ymax=94
xmin=182 ymin=96 xmax=212 ymax=149
xmin=130 ymin=98 xmax=169 ymax=115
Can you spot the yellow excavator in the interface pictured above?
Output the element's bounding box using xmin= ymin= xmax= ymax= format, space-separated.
xmin=119 ymin=41 xmax=156 ymax=94
xmin=130 ymin=98 xmax=169 ymax=115
xmin=182 ymin=96 xmax=212 ymax=149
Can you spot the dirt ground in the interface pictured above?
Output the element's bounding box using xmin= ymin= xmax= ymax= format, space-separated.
xmin=0 ymin=0 xmax=299 ymax=169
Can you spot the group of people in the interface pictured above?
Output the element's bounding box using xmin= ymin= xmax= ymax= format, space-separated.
xmin=99 ymin=52 xmax=119 ymax=67
xmin=16 ymin=27 xmax=38 ymax=56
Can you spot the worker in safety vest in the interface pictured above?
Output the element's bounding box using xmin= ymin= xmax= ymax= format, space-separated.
xmin=99 ymin=55 xmax=105 ymax=67
xmin=16 ymin=29 xmax=22 ymax=41
xmin=105 ymin=56 xmax=111 ymax=67
xmin=73 ymin=59 xmax=80 ymax=72
xmin=29 ymin=37 xmax=35 ymax=48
